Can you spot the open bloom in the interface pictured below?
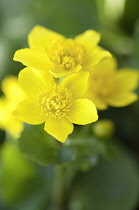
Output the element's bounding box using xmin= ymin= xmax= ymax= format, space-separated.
xmin=0 ymin=76 xmax=26 ymax=138
xmin=13 ymin=25 xmax=111 ymax=78
xmin=85 ymin=57 xmax=139 ymax=110
xmin=13 ymin=68 xmax=98 ymax=142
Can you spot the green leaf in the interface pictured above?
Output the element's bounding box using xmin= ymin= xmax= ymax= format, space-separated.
xmin=69 ymin=147 xmax=139 ymax=210
xmin=0 ymin=142 xmax=39 ymax=204
xmin=18 ymin=124 xmax=60 ymax=166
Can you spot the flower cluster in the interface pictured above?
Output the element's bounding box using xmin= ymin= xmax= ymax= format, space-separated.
xmin=0 ymin=25 xmax=138 ymax=142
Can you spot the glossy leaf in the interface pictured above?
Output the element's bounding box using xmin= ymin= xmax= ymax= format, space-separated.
xmin=69 ymin=147 xmax=139 ymax=210
xmin=18 ymin=124 xmax=60 ymax=166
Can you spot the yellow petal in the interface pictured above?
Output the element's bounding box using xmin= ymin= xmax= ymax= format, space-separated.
xmin=107 ymin=92 xmax=138 ymax=107
xmin=0 ymin=98 xmax=9 ymax=129
xmin=93 ymin=100 xmax=108 ymax=110
xmin=83 ymin=48 xmax=112 ymax=70
xmin=1 ymin=76 xmax=18 ymax=98
xmin=85 ymin=61 xmax=116 ymax=110
xmin=13 ymin=48 xmax=52 ymax=70
xmin=60 ymin=71 xmax=89 ymax=99
xmin=13 ymin=99 xmax=46 ymax=125
xmin=75 ymin=30 xmax=101 ymax=48
xmin=28 ymin=25 xmax=65 ymax=49
xmin=44 ymin=117 xmax=73 ymax=143
xmin=85 ymin=90 xmax=108 ymax=110
xmin=1 ymin=76 xmax=27 ymax=103
xmin=117 ymin=69 xmax=139 ymax=91
xmin=0 ymin=98 xmax=24 ymax=138
xmin=50 ymin=65 xmax=82 ymax=78
xmin=7 ymin=119 xmax=24 ymax=139
xmin=18 ymin=67 xmax=54 ymax=98
xmin=66 ymin=99 xmax=98 ymax=125
xmin=88 ymin=56 xmax=117 ymax=72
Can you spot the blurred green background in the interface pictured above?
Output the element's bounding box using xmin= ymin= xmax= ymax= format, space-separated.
xmin=0 ymin=0 xmax=139 ymax=209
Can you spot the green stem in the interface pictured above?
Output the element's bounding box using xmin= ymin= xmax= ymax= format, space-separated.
xmin=65 ymin=138 xmax=98 ymax=147
xmin=51 ymin=165 xmax=65 ymax=210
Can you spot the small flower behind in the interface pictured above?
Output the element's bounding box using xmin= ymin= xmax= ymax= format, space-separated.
xmin=13 ymin=68 xmax=98 ymax=142
xmin=0 ymin=76 xmax=27 ymax=138
xmin=85 ymin=57 xmax=139 ymax=110
xmin=13 ymin=25 xmax=111 ymax=78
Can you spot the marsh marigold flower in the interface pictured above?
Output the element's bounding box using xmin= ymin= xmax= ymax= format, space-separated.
xmin=13 ymin=68 xmax=98 ymax=142
xmin=85 ymin=57 xmax=139 ymax=110
xmin=13 ymin=25 xmax=111 ymax=78
xmin=0 ymin=76 xmax=26 ymax=138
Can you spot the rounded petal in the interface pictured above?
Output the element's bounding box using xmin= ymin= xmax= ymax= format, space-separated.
xmin=0 ymin=97 xmax=24 ymax=138
xmin=117 ymin=69 xmax=139 ymax=91
xmin=50 ymin=65 xmax=82 ymax=78
xmin=88 ymin=56 xmax=117 ymax=73
xmin=85 ymin=90 xmax=108 ymax=110
xmin=13 ymin=48 xmax=52 ymax=70
xmin=93 ymin=99 xmax=108 ymax=110
xmin=28 ymin=25 xmax=65 ymax=49
xmin=107 ymin=92 xmax=138 ymax=107
xmin=83 ymin=48 xmax=112 ymax=70
xmin=75 ymin=30 xmax=101 ymax=48
xmin=0 ymin=98 xmax=9 ymax=129
xmin=60 ymin=71 xmax=89 ymax=99
xmin=13 ymin=99 xmax=46 ymax=125
xmin=7 ymin=119 xmax=24 ymax=139
xmin=18 ymin=67 xmax=55 ymax=98
xmin=66 ymin=99 xmax=98 ymax=125
xmin=44 ymin=117 xmax=74 ymax=143
xmin=106 ymin=69 xmax=138 ymax=107
xmin=1 ymin=76 xmax=18 ymax=98
xmin=1 ymin=76 xmax=27 ymax=103
xmin=85 ymin=61 xmax=116 ymax=110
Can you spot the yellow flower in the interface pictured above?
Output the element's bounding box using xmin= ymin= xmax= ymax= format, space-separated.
xmin=13 ymin=68 xmax=98 ymax=142
xmin=85 ymin=57 xmax=139 ymax=110
xmin=0 ymin=76 xmax=27 ymax=138
xmin=13 ymin=25 xmax=111 ymax=78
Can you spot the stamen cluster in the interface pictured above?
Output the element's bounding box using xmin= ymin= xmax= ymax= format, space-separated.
xmin=37 ymin=87 xmax=72 ymax=118
xmin=47 ymin=39 xmax=85 ymax=70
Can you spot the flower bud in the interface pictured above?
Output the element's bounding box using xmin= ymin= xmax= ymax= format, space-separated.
xmin=92 ymin=119 xmax=115 ymax=139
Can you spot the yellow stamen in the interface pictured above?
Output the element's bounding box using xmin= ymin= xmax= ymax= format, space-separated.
xmin=47 ymin=39 xmax=85 ymax=71
xmin=37 ymin=87 xmax=72 ymax=118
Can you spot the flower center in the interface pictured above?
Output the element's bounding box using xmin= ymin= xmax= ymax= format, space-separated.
xmin=90 ymin=71 xmax=117 ymax=98
xmin=37 ymin=87 xmax=72 ymax=118
xmin=47 ymin=39 xmax=85 ymax=70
